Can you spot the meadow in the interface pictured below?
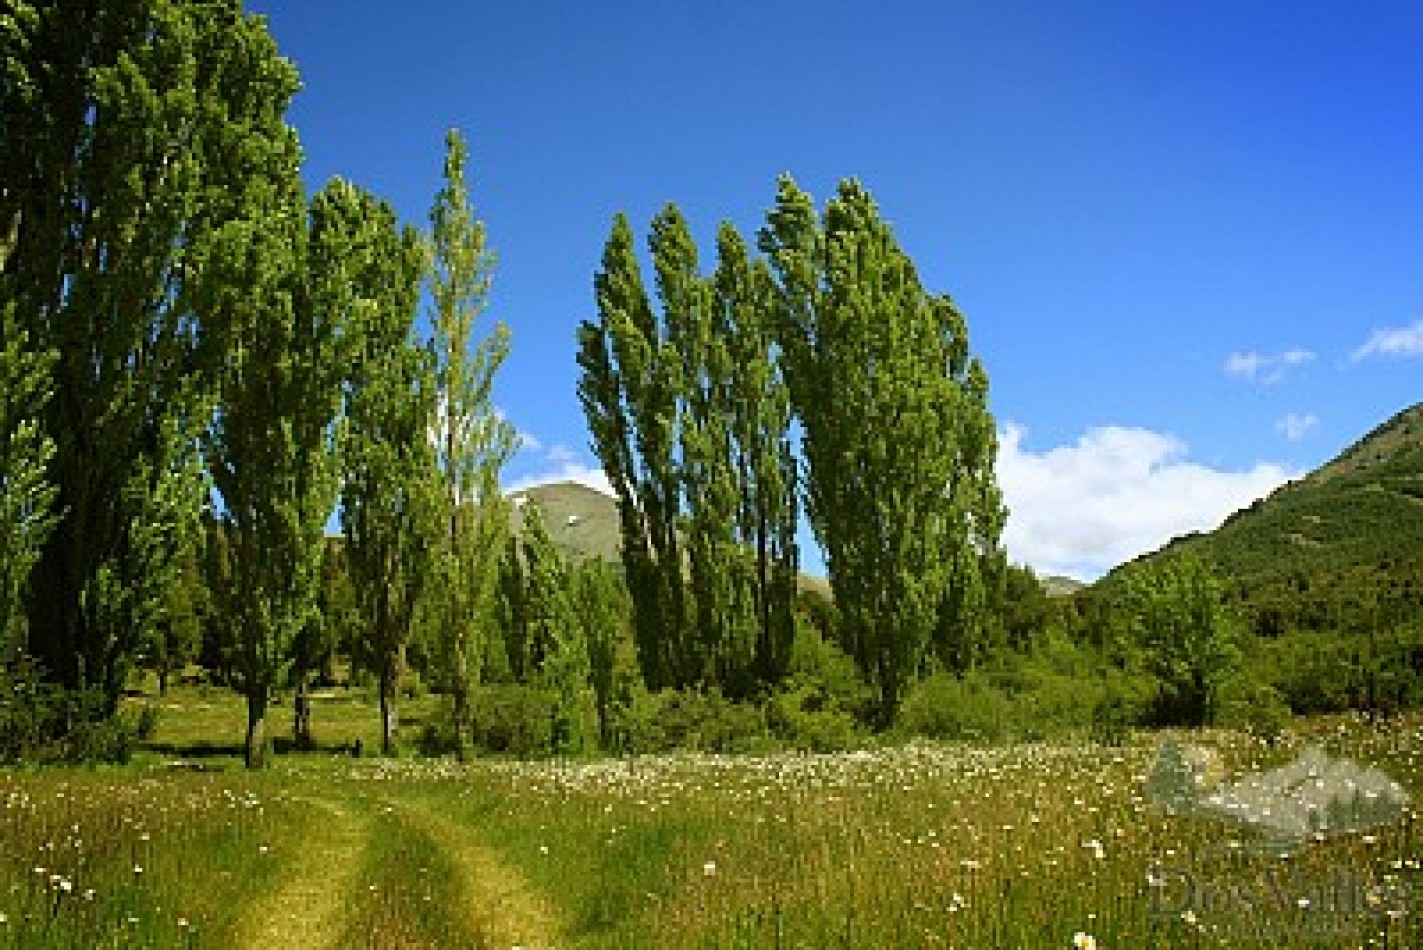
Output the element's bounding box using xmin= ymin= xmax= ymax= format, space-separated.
xmin=2 ymin=685 xmax=1421 ymax=948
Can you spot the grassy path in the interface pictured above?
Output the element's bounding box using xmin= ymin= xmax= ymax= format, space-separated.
xmin=389 ymin=796 xmax=562 ymax=949
xmin=232 ymin=794 xmax=371 ymax=950
xmin=226 ymin=780 xmax=560 ymax=949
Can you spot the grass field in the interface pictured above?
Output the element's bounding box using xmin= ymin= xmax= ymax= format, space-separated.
xmin=2 ymin=685 xmax=1421 ymax=948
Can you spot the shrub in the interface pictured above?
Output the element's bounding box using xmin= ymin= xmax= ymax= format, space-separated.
xmin=1216 ymin=672 xmax=1292 ymax=743
xmin=786 ymin=619 xmax=871 ymax=720
xmin=898 ymin=672 xmax=1015 ymax=742
xmin=610 ymin=688 xmax=772 ymax=755
xmin=767 ymin=685 xmax=864 ymax=752
xmin=469 ymin=683 xmax=556 ymax=757
xmin=0 ymin=655 xmax=140 ymax=764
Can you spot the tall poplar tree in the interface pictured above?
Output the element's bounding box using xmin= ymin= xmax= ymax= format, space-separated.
xmin=424 ymin=129 xmax=515 ymax=760
xmin=0 ymin=298 xmax=57 ymax=659
xmin=760 ymin=177 xmax=1004 ymax=725
xmin=650 ymin=206 xmax=731 ymax=686
xmin=579 ymin=209 xmax=801 ymax=696
xmin=520 ymin=502 xmax=596 ymax=754
xmin=341 ymin=195 xmax=438 ymax=757
xmin=207 ymin=177 xmax=354 ymax=769
xmin=2 ymin=0 xmax=300 ymax=712
xmin=577 ymin=215 xmax=688 ymax=689
xmin=712 ymin=225 xmax=800 ymax=689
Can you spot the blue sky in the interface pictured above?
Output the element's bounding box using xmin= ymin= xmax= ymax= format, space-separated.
xmin=249 ymin=1 xmax=1423 ymax=579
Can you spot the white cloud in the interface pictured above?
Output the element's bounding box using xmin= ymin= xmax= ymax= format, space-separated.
xmin=545 ymin=443 xmax=578 ymax=465
xmin=1224 ymin=351 xmax=1266 ymax=379
xmin=1352 ymin=319 xmax=1423 ymax=361
xmin=1224 ymin=347 xmax=1315 ymax=383
xmin=1275 ymin=412 xmax=1318 ymax=442
xmin=503 ymin=446 xmax=614 ymax=497
xmin=998 ymin=424 xmax=1294 ymax=581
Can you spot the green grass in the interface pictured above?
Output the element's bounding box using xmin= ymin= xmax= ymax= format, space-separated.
xmin=4 ymin=684 xmax=1423 ymax=947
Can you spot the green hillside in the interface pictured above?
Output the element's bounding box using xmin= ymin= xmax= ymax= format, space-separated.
xmin=1042 ymin=575 xmax=1087 ymax=598
xmin=1104 ymin=403 xmax=1423 ymax=626
xmin=509 ymin=481 xmax=624 ymax=564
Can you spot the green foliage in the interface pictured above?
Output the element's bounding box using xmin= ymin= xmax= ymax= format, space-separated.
xmin=898 ymin=671 xmax=1016 ymax=742
xmin=424 ymin=129 xmax=515 ymax=760
xmin=341 ymin=190 xmax=440 ymax=756
xmin=578 ymin=214 xmax=687 ymax=690
xmin=0 ymin=298 xmax=57 ymax=657
xmin=1117 ymin=553 xmax=1242 ymax=726
xmin=467 ymin=683 xmax=558 ymax=758
xmin=765 ymin=686 xmax=865 ymax=752
xmin=761 ymin=177 xmax=1004 ymax=726
xmin=579 ymin=207 xmax=799 ymax=699
xmin=519 ymin=502 xmax=597 ymax=755
xmin=569 ymin=558 xmax=636 ymax=747
xmin=141 ymin=547 xmax=204 ymax=694
xmin=207 ymin=171 xmax=355 ymax=768
xmin=0 ymin=655 xmax=138 ymax=764
xmin=616 ymin=688 xmax=773 ymax=755
xmin=1215 ymin=671 xmax=1292 ymax=743
xmin=6 ymin=0 xmax=301 ymax=718
xmin=786 ymin=614 xmax=871 ymax=718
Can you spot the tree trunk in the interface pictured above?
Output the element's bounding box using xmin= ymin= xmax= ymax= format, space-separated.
xmin=452 ymin=678 xmax=471 ymax=763
xmin=379 ymin=659 xmax=399 ymax=756
xmin=244 ymin=690 xmax=268 ymax=769
xmin=293 ymin=670 xmax=311 ymax=748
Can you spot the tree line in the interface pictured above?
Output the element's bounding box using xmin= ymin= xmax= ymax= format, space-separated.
xmin=3 ymin=0 xmax=1012 ymax=768
xmin=2 ymin=1 xmax=515 ymax=766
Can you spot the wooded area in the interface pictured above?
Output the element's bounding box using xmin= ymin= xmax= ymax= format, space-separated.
xmin=4 ymin=1 xmax=1422 ymax=770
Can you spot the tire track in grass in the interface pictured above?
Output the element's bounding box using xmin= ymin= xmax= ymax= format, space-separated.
xmin=232 ymin=793 xmax=370 ymax=950
xmin=388 ymin=797 xmax=561 ymax=950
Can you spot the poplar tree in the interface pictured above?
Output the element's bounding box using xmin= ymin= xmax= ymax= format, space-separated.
xmin=760 ymin=177 xmax=1004 ymax=725
xmin=577 ymin=215 xmax=688 ymax=689
xmin=569 ymin=558 xmax=632 ymax=746
xmin=520 ymin=502 xmax=596 ymax=754
xmin=206 ymin=176 xmax=357 ymax=768
xmin=424 ymin=130 xmax=515 ymax=760
xmin=713 ymin=225 xmax=799 ymax=689
xmin=341 ymin=196 xmax=438 ymax=756
xmin=650 ymin=206 xmax=733 ymax=686
xmin=0 ymin=299 xmax=56 ymax=658
xmin=579 ymin=210 xmax=801 ymax=696
xmin=3 ymin=1 xmax=300 ymax=712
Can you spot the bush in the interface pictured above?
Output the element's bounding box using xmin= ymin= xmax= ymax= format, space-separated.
xmin=787 ymin=619 xmax=871 ymax=719
xmin=767 ymin=685 xmax=864 ymax=752
xmin=610 ymin=688 xmax=772 ymax=755
xmin=0 ymin=655 xmax=140 ymax=764
xmin=1216 ymin=673 xmax=1292 ymax=743
xmin=899 ymin=672 xmax=1015 ymax=742
xmin=469 ymin=683 xmax=556 ymax=757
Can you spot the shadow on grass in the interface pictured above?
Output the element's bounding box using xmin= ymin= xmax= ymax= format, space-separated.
xmin=143 ymin=736 xmax=365 ymax=760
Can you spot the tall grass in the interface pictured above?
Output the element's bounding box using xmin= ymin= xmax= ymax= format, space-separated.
xmin=3 ymin=686 xmax=1421 ymax=948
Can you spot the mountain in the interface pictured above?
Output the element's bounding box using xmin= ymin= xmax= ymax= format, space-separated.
xmin=508 ymin=481 xmax=834 ymax=598
xmin=508 ymin=481 xmax=624 ymax=564
xmin=1042 ymin=575 xmax=1087 ymax=598
xmin=1102 ymin=403 xmax=1423 ymax=624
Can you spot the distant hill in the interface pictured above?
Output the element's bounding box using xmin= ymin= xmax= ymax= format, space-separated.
xmin=509 ymin=481 xmax=624 ymax=564
xmin=508 ymin=481 xmax=834 ymax=598
xmin=1042 ymin=575 xmax=1087 ymax=598
xmin=1101 ymin=403 xmax=1423 ymax=624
